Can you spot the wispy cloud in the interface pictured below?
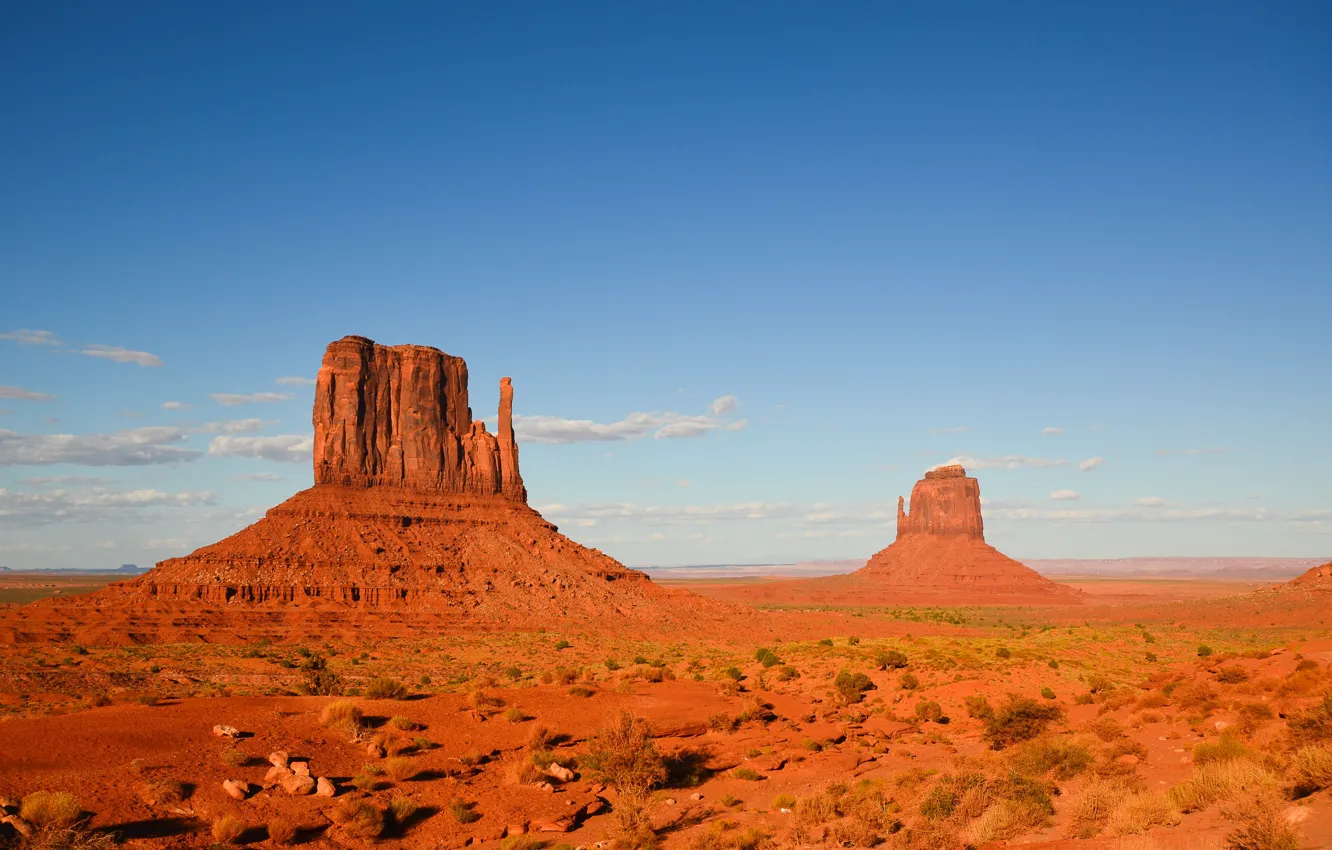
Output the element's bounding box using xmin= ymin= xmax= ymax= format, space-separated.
xmin=1049 ymin=490 xmax=1080 ymax=501
xmin=0 ymin=386 xmax=55 ymax=401
xmin=161 ymin=401 xmax=191 ymax=410
xmin=1041 ymin=427 xmax=1064 ymax=436
xmin=1078 ymin=456 xmax=1104 ymax=472
xmin=201 ymin=419 xmax=267 ymax=435
xmin=991 ymin=506 xmax=1273 ymax=523
xmin=709 ymin=394 xmax=738 ymax=415
xmin=936 ymin=455 xmax=1068 ymax=471
xmin=0 ymin=427 xmax=200 ymax=466
xmin=210 ymin=392 xmax=294 ymax=407
xmin=231 ymin=472 xmax=283 ymax=481
xmin=0 ymin=485 xmax=216 ymax=526
xmin=275 ymin=376 xmax=316 ymax=387
xmin=79 ymin=344 xmax=163 ymax=367
xmin=208 ymin=434 xmax=313 ymax=462
xmin=1133 ymin=496 xmax=1165 ymax=507
xmin=0 ymin=329 xmax=61 ymax=346
xmin=514 ymin=397 xmax=746 ymax=444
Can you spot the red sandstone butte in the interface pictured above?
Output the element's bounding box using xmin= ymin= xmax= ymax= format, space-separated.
xmin=3 ymin=336 xmax=731 ymax=642
xmin=858 ymin=465 xmax=1080 ymax=599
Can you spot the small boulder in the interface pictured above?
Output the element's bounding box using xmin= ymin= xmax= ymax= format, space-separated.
xmin=690 ymin=792 xmax=703 ymax=801
xmin=0 ymin=815 xmax=32 ymax=840
xmin=291 ymin=761 xmax=311 ymax=777
xmin=267 ymin=750 xmax=289 ymax=768
xmin=1116 ymin=754 xmax=1140 ymax=766
xmin=504 ymin=823 xmax=528 ymax=837
xmin=546 ymin=763 xmax=575 ymax=782
xmin=537 ymin=782 xmax=555 ymax=792
xmin=212 ymin=725 xmax=241 ymax=738
xmin=280 ymin=774 xmax=316 ymax=796
xmin=535 ymin=818 xmax=572 ymax=833
xmin=316 ymin=777 xmax=336 ymax=798
xmin=222 ymin=780 xmax=249 ymax=800
xmin=365 ymin=742 xmax=386 ymax=758
xmin=264 ymin=765 xmax=293 ymax=785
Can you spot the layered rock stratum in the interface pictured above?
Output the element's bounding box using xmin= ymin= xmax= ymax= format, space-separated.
xmin=857 ymin=465 xmax=1081 ymax=599
xmin=1 ymin=336 xmax=729 ymax=642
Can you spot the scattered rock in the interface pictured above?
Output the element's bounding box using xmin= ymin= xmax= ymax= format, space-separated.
xmin=546 ymin=763 xmax=575 ymax=782
xmin=0 ymin=815 xmax=32 ymax=839
xmin=1116 ymin=754 xmax=1140 ymax=766
xmin=366 ymin=743 xmax=385 ymax=758
xmin=267 ymin=750 xmax=289 ymax=768
xmin=538 ymin=782 xmax=555 ymax=792
xmin=291 ymin=761 xmax=311 ymax=777
xmin=222 ymin=779 xmax=249 ymax=800
xmin=504 ymin=823 xmax=528 ymax=837
xmin=280 ymin=774 xmax=316 ymax=796
xmin=690 ymin=792 xmax=703 ymax=801
xmin=264 ymin=766 xmax=293 ymax=785
xmin=316 ymin=777 xmax=335 ymax=798
xmin=211 ymin=725 xmax=241 ymax=738
xmin=535 ymin=818 xmax=572 ymax=833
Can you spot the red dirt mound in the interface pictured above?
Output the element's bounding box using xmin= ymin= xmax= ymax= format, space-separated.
xmin=856 ymin=465 xmax=1081 ymax=601
xmin=1287 ymin=561 xmax=1332 ymax=589
xmin=0 ymin=336 xmax=735 ymax=642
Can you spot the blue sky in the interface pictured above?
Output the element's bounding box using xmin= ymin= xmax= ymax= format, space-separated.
xmin=2 ymin=2 xmax=1329 ymax=570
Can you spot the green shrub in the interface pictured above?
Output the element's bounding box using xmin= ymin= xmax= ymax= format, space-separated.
xmin=965 ymin=694 xmax=994 ymax=720
xmin=915 ymin=700 xmax=945 ymax=723
xmin=449 ymin=798 xmax=482 ymax=823
xmin=899 ymin=672 xmax=920 ymax=690
xmin=1216 ymin=667 xmax=1248 ymax=684
xmin=555 ymin=639 xmax=571 ymax=650
xmin=734 ymin=767 xmax=761 ymax=781
xmin=1197 ymin=645 xmax=1214 ymax=658
xmin=1040 ymin=687 xmax=1056 ymax=700
xmin=365 ymin=677 xmax=408 ymax=700
xmin=755 ymin=648 xmax=782 ymax=668
xmin=996 ymin=647 xmax=1012 ymax=659
xmin=1146 ymin=652 xmax=1158 ymax=663
xmin=834 ymin=670 xmax=875 ymax=704
xmin=983 ymin=697 xmax=1064 ymax=749
xmin=818 ymin=638 xmax=833 ymax=647
xmin=877 ymin=650 xmax=909 ymax=669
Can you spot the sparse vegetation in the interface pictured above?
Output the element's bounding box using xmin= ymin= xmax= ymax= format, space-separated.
xmin=333 ymin=798 xmax=385 ymax=839
xmin=212 ymin=814 xmax=245 ymax=844
xmin=983 ymin=696 xmax=1063 ymax=749
xmin=20 ymin=791 xmax=81 ymax=828
xmin=365 ymin=677 xmax=408 ymax=700
xmin=268 ymin=817 xmax=298 ymax=845
xmin=320 ymin=699 xmax=364 ymax=736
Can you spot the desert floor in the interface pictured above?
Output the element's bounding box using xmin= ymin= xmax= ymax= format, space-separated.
xmin=1 ymin=574 xmax=1330 ymax=850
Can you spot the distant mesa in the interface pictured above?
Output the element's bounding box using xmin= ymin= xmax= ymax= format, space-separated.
xmin=4 ymin=335 xmax=726 ymax=642
xmin=857 ymin=464 xmax=1081 ymax=600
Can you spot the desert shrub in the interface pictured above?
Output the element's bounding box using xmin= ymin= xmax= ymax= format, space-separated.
xmin=834 ymin=670 xmax=874 ymax=704
xmin=733 ymin=767 xmax=761 ymax=781
xmin=212 ymin=815 xmax=245 ymax=844
xmin=965 ymin=694 xmax=994 ymax=720
xmin=1217 ymin=667 xmax=1249 ymax=684
xmin=771 ymin=793 xmax=796 ymax=809
xmin=387 ymin=795 xmax=418 ymax=825
xmin=584 ymin=711 xmax=666 ymax=793
xmin=1146 ymin=652 xmax=1158 ymax=662
xmin=899 ymin=672 xmax=920 ymax=691
xmin=500 ymin=837 xmax=547 ymax=850
xmin=1193 ymin=733 xmax=1250 ymax=766
xmin=20 ymin=791 xmax=81 ymax=827
xmin=220 ymin=746 xmax=247 ymax=767
xmin=139 ymin=777 xmax=185 ymax=805
xmin=1012 ymin=736 xmax=1093 ymax=780
xmin=1106 ymin=790 xmax=1181 ymax=835
xmin=754 ymin=648 xmax=781 ymax=668
xmin=1198 ymin=644 xmax=1214 ymax=657
xmin=389 ymin=715 xmax=417 ymax=730
xmin=1074 ymin=692 xmax=1094 ymax=705
xmin=1291 ymin=743 xmax=1332 ymax=793
xmin=568 ymin=685 xmax=595 ymax=698
xmin=385 ymin=756 xmax=416 ymax=782
xmin=995 ymin=647 xmax=1011 ymax=659
xmin=1086 ymin=717 xmax=1125 ymax=742
xmin=297 ymin=654 xmax=343 ymax=695
xmin=1287 ymin=692 xmax=1332 ymax=745
xmin=1066 ymin=779 xmax=1129 ymax=838
xmin=268 ymin=817 xmax=298 ymax=845
xmin=962 ymin=778 xmax=1052 ymax=844
xmin=776 ymin=665 xmax=799 ymax=681
xmin=877 ymin=650 xmax=909 ymax=670
xmin=351 ymin=772 xmax=387 ymax=792
xmin=1222 ymin=792 xmax=1300 ymax=850
xmin=1169 ymin=759 xmax=1275 ymax=812
xmin=448 ymin=798 xmax=481 ymax=823
xmin=1237 ymin=702 xmax=1275 ymax=736
xmin=915 ymin=700 xmax=944 ymax=723
xmin=320 ymin=699 xmax=363 ymax=736
xmin=1173 ymin=681 xmax=1221 ymax=714
xmin=984 ymin=697 xmax=1064 ymax=749
xmin=527 ymin=724 xmax=555 ymax=751
xmin=818 ymin=638 xmax=833 ymax=646
xmin=365 ymin=677 xmax=408 ymax=700
xmin=505 ymin=707 xmax=530 ymax=723
xmin=1040 ymin=687 xmax=1056 ymax=700
xmin=333 ymin=798 xmax=384 ymax=839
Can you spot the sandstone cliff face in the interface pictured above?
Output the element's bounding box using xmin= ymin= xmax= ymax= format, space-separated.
xmin=313 ymin=336 xmax=525 ymax=500
xmin=896 ymin=464 xmax=984 ymax=539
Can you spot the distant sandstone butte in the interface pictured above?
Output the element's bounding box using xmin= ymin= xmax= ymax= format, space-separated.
xmin=1287 ymin=561 xmax=1332 ymax=589
xmin=313 ymin=336 xmax=525 ymax=500
xmin=859 ymin=464 xmax=1080 ymax=599
xmin=3 ymin=336 xmax=730 ymax=642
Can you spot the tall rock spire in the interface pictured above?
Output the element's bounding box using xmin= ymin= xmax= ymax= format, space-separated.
xmin=498 ymin=376 xmax=526 ymax=502
xmin=896 ymin=464 xmax=984 ymax=539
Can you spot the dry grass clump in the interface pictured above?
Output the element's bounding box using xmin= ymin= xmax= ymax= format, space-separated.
xmin=1287 ymin=692 xmax=1332 ymax=746
xmin=1012 ymin=736 xmax=1093 ymax=780
xmin=1106 ymin=790 xmax=1181 ymax=836
xmin=364 ymin=677 xmax=408 ymax=700
xmin=1169 ymin=758 xmax=1276 ymax=813
xmin=1290 ymin=743 xmax=1332 ymax=792
xmin=583 ymin=711 xmax=667 ymax=845
xmin=387 ymin=795 xmax=418 ymax=825
xmin=689 ymin=822 xmax=773 ymax=850
xmin=527 ymin=723 xmax=555 ymax=751
xmin=384 ymin=756 xmax=416 ymax=782
xmin=983 ymin=697 xmax=1064 ymax=749
xmin=20 ymin=791 xmax=82 ymax=828
xmin=219 ymin=746 xmax=247 ymax=767
xmin=320 ymin=699 xmax=363 ymax=736
xmin=332 ymin=798 xmax=384 ymax=839
xmin=389 ymin=715 xmax=417 ymax=731
xmin=138 ymin=777 xmax=186 ymax=806
xmin=1065 ymin=778 xmax=1129 ymax=838
xmin=1193 ymin=733 xmax=1250 ymax=766
xmin=211 ymin=814 xmax=245 ymax=844
xmin=267 ymin=817 xmax=298 ymax=845
xmin=1222 ymin=792 xmax=1301 ymax=850
xmin=11 ymin=826 xmax=118 ymax=849
xmin=962 ymin=798 xmax=1049 ymax=844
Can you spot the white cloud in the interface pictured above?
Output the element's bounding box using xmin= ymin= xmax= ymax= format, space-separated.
xmin=80 ymin=344 xmax=163 ymax=367
xmin=927 ymin=426 xmax=969 ymax=434
xmin=208 ymin=434 xmax=313 ymax=463
xmin=990 ymin=506 xmax=1273 ymax=523
xmin=0 ymin=485 xmax=216 ymax=526
xmin=709 ymin=395 xmax=738 ymax=415
xmin=1078 ymin=456 xmax=1104 ymax=472
xmin=202 ymin=419 xmax=266 ymax=435
xmin=1133 ymin=496 xmax=1165 ymax=507
xmin=0 ymin=427 xmax=200 ymax=466
xmin=0 ymin=386 xmax=55 ymax=401
xmin=936 ymin=455 xmax=1068 ymax=471
xmin=161 ymin=401 xmax=191 ymax=410
xmin=231 ymin=472 xmax=283 ymax=482
xmin=1042 ymin=427 xmax=1064 ymax=436
xmin=1049 ymin=490 xmax=1080 ymax=501
xmin=275 ymin=376 xmax=316 ymax=387
xmin=20 ymin=476 xmax=116 ymax=488
xmin=0 ymin=541 xmax=72 ymax=553
xmin=142 ymin=538 xmax=188 ymax=551
xmin=0 ymin=329 xmax=62 ymax=346
xmin=515 ymin=409 xmax=745 ymax=444
xmin=210 ymin=392 xmax=294 ymax=407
